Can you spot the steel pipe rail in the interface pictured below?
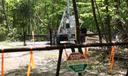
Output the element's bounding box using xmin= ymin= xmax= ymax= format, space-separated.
xmin=0 ymin=42 xmax=128 ymax=53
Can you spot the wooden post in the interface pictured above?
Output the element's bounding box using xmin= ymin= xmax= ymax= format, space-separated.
xmin=56 ymin=49 xmax=63 ymax=76
xmin=23 ymin=31 xmax=26 ymax=46
xmin=49 ymin=28 xmax=52 ymax=45
xmin=72 ymin=0 xmax=81 ymax=44
xmin=72 ymin=1 xmax=83 ymax=76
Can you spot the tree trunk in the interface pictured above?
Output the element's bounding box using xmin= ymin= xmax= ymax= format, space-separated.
xmin=104 ymin=0 xmax=112 ymax=43
xmin=114 ymin=0 xmax=120 ymax=15
xmin=1 ymin=0 xmax=9 ymax=32
xmin=72 ymin=1 xmax=83 ymax=76
xmin=72 ymin=0 xmax=81 ymax=44
xmin=91 ymin=0 xmax=102 ymax=43
xmin=126 ymin=0 xmax=128 ymax=9
xmin=94 ymin=1 xmax=104 ymax=33
xmin=23 ymin=27 xmax=26 ymax=46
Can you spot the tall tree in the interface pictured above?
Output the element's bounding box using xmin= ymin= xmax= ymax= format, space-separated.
xmin=114 ymin=0 xmax=120 ymax=15
xmin=91 ymin=0 xmax=102 ymax=43
xmin=1 ymin=0 xmax=9 ymax=32
xmin=104 ymin=0 xmax=111 ymax=43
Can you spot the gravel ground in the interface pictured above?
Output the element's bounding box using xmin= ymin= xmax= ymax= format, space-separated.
xmin=0 ymin=41 xmax=127 ymax=76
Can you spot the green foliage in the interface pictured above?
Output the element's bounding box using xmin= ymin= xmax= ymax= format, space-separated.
xmin=0 ymin=0 xmax=128 ymax=41
xmin=0 ymin=26 xmax=7 ymax=41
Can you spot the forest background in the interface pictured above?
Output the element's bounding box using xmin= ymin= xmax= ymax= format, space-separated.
xmin=0 ymin=0 xmax=128 ymax=42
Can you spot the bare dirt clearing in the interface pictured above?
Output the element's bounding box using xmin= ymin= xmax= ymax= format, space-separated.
xmin=0 ymin=41 xmax=127 ymax=76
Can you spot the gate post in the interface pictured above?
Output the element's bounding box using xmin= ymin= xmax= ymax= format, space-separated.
xmin=56 ymin=49 xmax=63 ymax=76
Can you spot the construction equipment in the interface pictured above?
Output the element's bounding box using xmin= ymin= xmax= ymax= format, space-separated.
xmin=56 ymin=0 xmax=84 ymax=44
